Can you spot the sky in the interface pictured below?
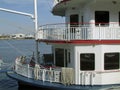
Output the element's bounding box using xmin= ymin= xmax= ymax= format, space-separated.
xmin=0 ymin=0 xmax=65 ymax=34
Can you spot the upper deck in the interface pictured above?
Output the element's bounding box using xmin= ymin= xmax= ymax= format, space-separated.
xmin=36 ymin=23 xmax=120 ymax=44
xmin=39 ymin=0 xmax=120 ymax=44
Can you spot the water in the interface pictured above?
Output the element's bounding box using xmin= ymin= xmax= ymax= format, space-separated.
xmin=0 ymin=39 xmax=52 ymax=90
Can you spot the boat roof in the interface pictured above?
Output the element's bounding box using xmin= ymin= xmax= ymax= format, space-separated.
xmin=52 ymin=0 xmax=92 ymax=16
xmin=52 ymin=0 xmax=120 ymax=16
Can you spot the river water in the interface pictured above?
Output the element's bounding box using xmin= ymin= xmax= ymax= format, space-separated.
xmin=0 ymin=39 xmax=52 ymax=90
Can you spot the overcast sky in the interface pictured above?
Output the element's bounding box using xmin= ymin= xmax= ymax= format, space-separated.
xmin=0 ymin=0 xmax=64 ymax=34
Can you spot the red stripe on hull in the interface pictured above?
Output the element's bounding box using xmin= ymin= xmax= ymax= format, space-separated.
xmin=38 ymin=40 xmax=120 ymax=44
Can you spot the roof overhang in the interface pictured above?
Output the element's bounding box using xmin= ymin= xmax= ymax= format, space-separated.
xmin=52 ymin=0 xmax=120 ymax=16
xmin=52 ymin=0 xmax=90 ymax=16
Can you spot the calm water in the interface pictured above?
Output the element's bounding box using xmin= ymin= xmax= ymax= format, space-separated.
xmin=0 ymin=39 xmax=52 ymax=90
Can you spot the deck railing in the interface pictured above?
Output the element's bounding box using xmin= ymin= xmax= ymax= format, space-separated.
xmin=15 ymin=63 xmax=61 ymax=83
xmin=79 ymin=70 xmax=120 ymax=86
xmin=36 ymin=23 xmax=120 ymax=41
xmin=15 ymin=57 xmax=75 ymax=85
xmin=14 ymin=57 xmax=120 ymax=85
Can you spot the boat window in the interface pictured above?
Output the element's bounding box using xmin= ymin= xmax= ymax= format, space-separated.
xmin=95 ymin=11 xmax=109 ymax=26
xmin=55 ymin=48 xmax=70 ymax=67
xmin=55 ymin=48 xmax=64 ymax=67
xmin=43 ymin=54 xmax=53 ymax=64
xmin=70 ymin=14 xmax=79 ymax=27
xmin=104 ymin=53 xmax=119 ymax=70
xmin=80 ymin=53 xmax=95 ymax=71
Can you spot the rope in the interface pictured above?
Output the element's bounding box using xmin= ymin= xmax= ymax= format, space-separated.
xmin=3 ymin=40 xmax=35 ymax=56
xmin=4 ymin=40 xmax=26 ymax=56
xmin=46 ymin=0 xmax=52 ymax=10
xmin=0 ymin=18 xmax=34 ymax=33
xmin=3 ymin=42 xmax=25 ymax=70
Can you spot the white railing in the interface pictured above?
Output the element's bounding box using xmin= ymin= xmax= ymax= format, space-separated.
xmin=15 ymin=63 xmax=61 ymax=83
xmin=79 ymin=70 xmax=120 ymax=86
xmin=36 ymin=24 xmax=120 ymax=41
xmin=15 ymin=57 xmax=120 ymax=85
xmin=15 ymin=57 xmax=75 ymax=85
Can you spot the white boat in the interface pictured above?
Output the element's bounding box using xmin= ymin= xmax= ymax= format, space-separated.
xmin=4 ymin=0 xmax=120 ymax=89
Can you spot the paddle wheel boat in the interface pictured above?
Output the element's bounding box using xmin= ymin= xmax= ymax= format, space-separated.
xmin=6 ymin=0 xmax=120 ymax=89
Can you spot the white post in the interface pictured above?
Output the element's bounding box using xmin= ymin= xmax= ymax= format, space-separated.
xmin=49 ymin=67 xmax=52 ymax=82
xmin=42 ymin=69 xmax=46 ymax=82
xmin=34 ymin=0 xmax=39 ymax=64
xmin=34 ymin=0 xmax=38 ymax=33
xmin=27 ymin=64 xmax=30 ymax=78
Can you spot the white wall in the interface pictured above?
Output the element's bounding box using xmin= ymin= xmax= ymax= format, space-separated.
xmin=74 ymin=44 xmax=120 ymax=85
xmin=86 ymin=1 xmax=120 ymax=26
xmin=65 ymin=1 xmax=120 ymax=26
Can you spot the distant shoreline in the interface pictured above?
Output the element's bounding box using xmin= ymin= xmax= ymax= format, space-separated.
xmin=0 ymin=38 xmax=34 ymax=40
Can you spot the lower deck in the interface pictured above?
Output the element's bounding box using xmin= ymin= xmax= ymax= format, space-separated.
xmin=50 ymin=44 xmax=120 ymax=85
xmin=8 ymin=44 xmax=120 ymax=86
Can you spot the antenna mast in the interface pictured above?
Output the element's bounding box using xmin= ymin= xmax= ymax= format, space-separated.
xmin=34 ymin=0 xmax=39 ymax=64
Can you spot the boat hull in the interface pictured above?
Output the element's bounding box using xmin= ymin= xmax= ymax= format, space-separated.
xmin=6 ymin=71 xmax=120 ymax=90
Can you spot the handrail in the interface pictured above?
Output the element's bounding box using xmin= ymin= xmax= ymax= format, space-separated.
xmin=15 ymin=61 xmax=61 ymax=83
xmin=37 ymin=23 xmax=120 ymax=41
xmin=15 ymin=60 xmax=120 ymax=86
xmin=80 ymin=69 xmax=120 ymax=74
xmin=39 ymin=22 xmax=120 ymax=27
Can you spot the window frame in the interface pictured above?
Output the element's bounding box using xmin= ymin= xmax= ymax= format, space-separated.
xmin=95 ymin=11 xmax=109 ymax=26
xmin=80 ymin=53 xmax=95 ymax=71
xmin=104 ymin=52 xmax=120 ymax=70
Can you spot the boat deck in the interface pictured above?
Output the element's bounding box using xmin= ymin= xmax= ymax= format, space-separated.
xmin=6 ymin=71 xmax=120 ymax=90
